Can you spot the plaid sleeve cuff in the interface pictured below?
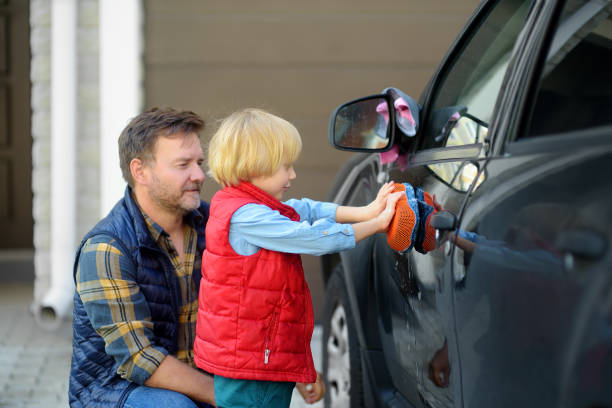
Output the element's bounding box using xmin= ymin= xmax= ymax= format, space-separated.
xmin=116 ymin=344 xmax=168 ymax=385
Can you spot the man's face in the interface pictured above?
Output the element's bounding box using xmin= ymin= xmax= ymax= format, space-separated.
xmin=144 ymin=132 xmax=205 ymax=214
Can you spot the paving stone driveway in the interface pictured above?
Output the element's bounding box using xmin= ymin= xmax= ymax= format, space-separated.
xmin=0 ymin=284 xmax=71 ymax=408
xmin=0 ymin=284 xmax=323 ymax=408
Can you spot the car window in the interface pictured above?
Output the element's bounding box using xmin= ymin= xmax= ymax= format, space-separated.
xmin=424 ymin=0 xmax=534 ymax=190
xmin=520 ymin=0 xmax=612 ymax=139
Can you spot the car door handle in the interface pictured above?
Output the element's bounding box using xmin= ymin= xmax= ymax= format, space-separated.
xmin=555 ymin=229 xmax=608 ymax=260
xmin=431 ymin=211 xmax=458 ymax=252
xmin=431 ymin=210 xmax=457 ymax=231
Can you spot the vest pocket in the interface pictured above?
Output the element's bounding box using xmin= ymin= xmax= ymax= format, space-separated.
xmin=264 ymin=308 xmax=280 ymax=365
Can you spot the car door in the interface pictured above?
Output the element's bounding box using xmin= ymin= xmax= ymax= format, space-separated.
xmin=448 ymin=1 xmax=612 ymax=407
xmin=369 ymin=0 xmax=540 ymax=406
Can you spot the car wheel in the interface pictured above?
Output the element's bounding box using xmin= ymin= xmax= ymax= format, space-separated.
xmin=322 ymin=265 xmax=363 ymax=408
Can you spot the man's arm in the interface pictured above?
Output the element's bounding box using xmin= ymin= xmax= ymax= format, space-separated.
xmin=76 ymin=235 xmax=215 ymax=404
xmin=145 ymin=355 xmax=215 ymax=405
xmin=77 ymin=236 xmax=167 ymax=383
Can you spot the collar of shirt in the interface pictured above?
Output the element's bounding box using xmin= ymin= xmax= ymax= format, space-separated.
xmin=130 ymin=191 xmax=203 ymax=244
xmin=130 ymin=192 xmax=202 ymax=367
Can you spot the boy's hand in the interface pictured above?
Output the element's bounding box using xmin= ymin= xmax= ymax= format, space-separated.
xmin=296 ymin=372 xmax=325 ymax=404
xmin=377 ymin=191 xmax=404 ymax=232
xmin=365 ymin=181 xmax=395 ymax=219
xmin=350 ymin=188 xmax=403 ymax=243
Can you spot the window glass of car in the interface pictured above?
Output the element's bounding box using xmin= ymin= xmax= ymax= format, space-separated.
xmin=424 ymin=0 xmax=534 ymax=189
xmin=520 ymin=0 xmax=612 ymax=139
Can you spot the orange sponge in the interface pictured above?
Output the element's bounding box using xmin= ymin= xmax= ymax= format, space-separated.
xmin=420 ymin=213 xmax=437 ymax=252
xmin=387 ymin=183 xmax=419 ymax=252
xmin=415 ymin=187 xmax=437 ymax=254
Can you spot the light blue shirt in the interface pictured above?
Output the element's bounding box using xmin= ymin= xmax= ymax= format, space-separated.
xmin=228 ymin=198 xmax=356 ymax=256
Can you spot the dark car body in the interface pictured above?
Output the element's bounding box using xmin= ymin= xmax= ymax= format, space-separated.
xmin=320 ymin=0 xmax=612 ymax=407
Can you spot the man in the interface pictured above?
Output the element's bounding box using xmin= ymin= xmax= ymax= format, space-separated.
xmin=69 ymin=107 xmax=215 ymax=407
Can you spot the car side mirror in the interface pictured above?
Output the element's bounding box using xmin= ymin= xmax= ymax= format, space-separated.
xmin=329 ymin=94 xmax=396 ymax=152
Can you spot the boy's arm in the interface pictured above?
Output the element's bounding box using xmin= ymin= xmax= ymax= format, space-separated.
xmin=284 ymin=198 xmax=338 ymax=223
xmin=230 ymin=204 xmax=356 ymax=256
xmin=229 ymin=190 xmax=400 ymax=255
xmin=351 ymin=191 xmax=402 ymax=242
xmin=450 ymin=233 xmax=477 ymax=253
xmin=336 ymin=181 xmax=395 ymax=223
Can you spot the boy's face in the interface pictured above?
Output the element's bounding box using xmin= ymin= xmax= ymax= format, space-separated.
xmin=251 ymin=163 xmax=296 ymax=200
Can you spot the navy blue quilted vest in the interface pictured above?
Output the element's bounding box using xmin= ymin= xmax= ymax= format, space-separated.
xmin=68 ymin=187 xmax=209 ymax=407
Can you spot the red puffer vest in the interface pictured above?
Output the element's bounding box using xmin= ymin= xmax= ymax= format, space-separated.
xmin=193 ymin=182 xmax=316 ymax=383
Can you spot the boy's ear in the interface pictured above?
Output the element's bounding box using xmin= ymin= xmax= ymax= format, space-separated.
xmin=130 ymin=158 xmax=148 ymax=185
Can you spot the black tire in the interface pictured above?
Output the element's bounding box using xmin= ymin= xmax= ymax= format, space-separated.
xmin=322 ymin=265 xmax=364 ymax=408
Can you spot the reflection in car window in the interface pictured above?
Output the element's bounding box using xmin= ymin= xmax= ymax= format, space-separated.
xmin=423 ymin=0 xmax=534 ymax=151
xmin=424 ymin=0 xmax=533 ymax=191
xmin=522 ymin=1 xmax=612 ymax=138
xmin=428 ymin=115 xmax=488 ymax=191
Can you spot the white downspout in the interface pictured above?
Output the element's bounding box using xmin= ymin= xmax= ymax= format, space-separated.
xmin=100 ymin=0 xmax=143 ymax=216
xmin=37 ymin=0 xmax=77 ymax=330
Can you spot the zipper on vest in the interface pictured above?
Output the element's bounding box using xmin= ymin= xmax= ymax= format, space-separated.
xmin=264 ymin=308 xmax=280 ymax=365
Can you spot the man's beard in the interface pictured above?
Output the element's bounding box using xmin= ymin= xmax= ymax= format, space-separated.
xmin=148 ymin=175 xmax=202 ymax=215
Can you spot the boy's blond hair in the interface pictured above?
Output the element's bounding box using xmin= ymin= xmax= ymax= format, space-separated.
xmin=208 ymin=108 xmax=302 ymax=187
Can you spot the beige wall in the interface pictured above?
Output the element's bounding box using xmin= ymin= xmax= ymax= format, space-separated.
xmin=144 ymin=0 xmax=480 ymax=320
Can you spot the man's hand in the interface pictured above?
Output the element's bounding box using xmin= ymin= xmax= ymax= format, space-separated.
xmin=296 ymin=372 xmax=325 ymax=404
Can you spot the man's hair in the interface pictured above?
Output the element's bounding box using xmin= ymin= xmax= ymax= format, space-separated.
xmin=207 ymin=108 xmax=302 ymax=187
xmin=118 ymin=107 xmax=204 ymax=187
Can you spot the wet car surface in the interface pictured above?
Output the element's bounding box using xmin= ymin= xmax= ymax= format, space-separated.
xmin=320 ymin=0 xmax=612 ymax=407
